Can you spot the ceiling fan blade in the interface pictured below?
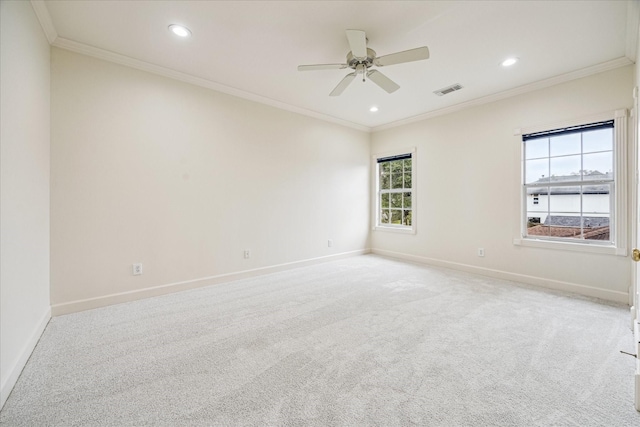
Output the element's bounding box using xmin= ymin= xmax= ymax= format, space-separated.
xmin=375 ymin=47 xmax=430 ymax=67
xmin=367 ymin=70 xmax=400 ymax=94
xmin=330 ymin=72 xmax=356 ymax=96
xmin=346 ymin=29 xmax=367 ymax=58
xmin=298 ymin=63 xmax=348 ymax=71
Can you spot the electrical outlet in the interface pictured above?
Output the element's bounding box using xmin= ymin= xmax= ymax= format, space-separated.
xmin=477 ymin=248 xmax=485 ymax=257
xmin=132 ymin=263 xmax=143 ymax=275
xmin=244 ymin=250 xmax=251 ymax=259
xmin=328 ymin=239 xmax=333 ymax=248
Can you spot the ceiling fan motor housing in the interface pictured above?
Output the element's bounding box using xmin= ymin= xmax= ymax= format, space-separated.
xmin=347 ymin=48 xmax=376 ymax=71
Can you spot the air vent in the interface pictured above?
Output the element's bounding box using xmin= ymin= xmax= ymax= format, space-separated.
xmin=434 ymin=83 xmax=463 ymax=96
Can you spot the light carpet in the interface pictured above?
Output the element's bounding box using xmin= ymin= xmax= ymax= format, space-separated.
xmin=1 ymin=255 xmax=638 ymax=426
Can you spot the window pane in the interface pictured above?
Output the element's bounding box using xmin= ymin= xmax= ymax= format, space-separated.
xmin=525 ymin=182 xmax=550 ymax=237
xmin=380 ymin=162 xmax=390 ymax=173
xmin=380 ymin=209 xmax=390 ymax=224
xmin=546 ymin=213 xmax=583 ymax=239
xmin=550 ymin=133 xmax=581 ymax=156
xmin=381 ymin=193 xmax=389 ymax=208
xmin=403 ymin=192 xmax=412 ymax=209
xmin=404 ymin=158 xmax=412 ymax=171
xmin=550 ymin=155 xmax=581 ymax=178
xmin=584 ymin=214 xmax=610 ymax=241
xmin=583 ymin=184 xmax=610 ymax=214
xmin=380 ymin=173 xmax=390 ymax=189
xmin=404 ymin=172 xmax=412 ymax=189
xmin=403 ymin=210 xmax=412 ymax=226
xmin=390 ymin=160 xmax=403 ymax=174
xmin=390 ymin=193 xmax=402 ymax=208
xmin=582 ymin=152 xmax=612 ymax=180
xmin=392 ymin=173 xmax=403 ymax=189
xmin=391 ymin=210 xmax=402 ymax=224
xmin=526 ymin=186 xmax=548 ymax=214
xmin=525 ymin=137 xmax=549 ymax=159
xmin=548 ymin=186 xmax=580 ymax=214
xmin=583 ymin=128 xmax=613 ymax=153
xmin=525 ymin=158 xmax=549 ymax=184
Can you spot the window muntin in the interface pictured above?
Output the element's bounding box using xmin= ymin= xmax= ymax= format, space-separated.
xmin=377 ymin=153 xmax=413 ymax=228
xmin=523 ymin=121 xmax=614 ymax=244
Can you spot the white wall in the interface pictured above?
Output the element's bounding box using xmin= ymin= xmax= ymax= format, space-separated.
xmin=50 ymin=48 xmax=370 ymax=314
xmin=371 ymin=66 xmax=634 ymax=302
xmin=0 ymin=0 xmax=52 ymax=409
xmin=636 ymin=0 xmax=640 ymax=311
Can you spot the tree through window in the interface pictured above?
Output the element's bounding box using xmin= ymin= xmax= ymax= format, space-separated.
xmin=377 ymin=153 xmax=413 ymax=228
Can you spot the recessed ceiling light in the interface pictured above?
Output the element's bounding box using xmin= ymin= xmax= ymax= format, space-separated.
xmin=501 ymin=57 xmax=518 ymax=67
xmin=370 ymin=106 xmax=379 ymax=112
xmin=169 ymin=24 xmax=191 ymax=38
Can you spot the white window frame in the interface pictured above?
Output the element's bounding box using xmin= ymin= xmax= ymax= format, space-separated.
xmin=372 ymin=147 xmax=417 ymax=234
xmin=513 ymin=110 xmax=628 ymax=256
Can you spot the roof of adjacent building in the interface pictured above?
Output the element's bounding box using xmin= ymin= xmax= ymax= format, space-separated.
xmin=527 ymin=215 xmax=610 ymax=240
xmin=526 ymin=172 xmax=611 ymax=195
xmin=543 ymin=216 xmax=609 ymax=227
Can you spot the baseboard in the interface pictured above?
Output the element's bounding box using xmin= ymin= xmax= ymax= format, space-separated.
xmin=635 ymin=320 xmax=640 ymax=412
xmin=371 ymin=248 xmax=629 ymax=304
xmin=51 ymin=249 xmax=370 ymax=316
xmin=0 ymin=307 xmax=51 ymax=410
xmin=635 ymin=373 xmax=640 ymax=412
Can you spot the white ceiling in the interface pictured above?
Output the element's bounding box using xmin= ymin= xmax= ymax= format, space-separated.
xmin=36 ymin=0 xmax=635 ymax=131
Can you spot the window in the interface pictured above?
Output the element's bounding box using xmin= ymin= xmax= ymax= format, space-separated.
xmin=374 ymin=149 xmax=415 ymax=232
xmin=522 ymin=119 xmax=618 ymax=245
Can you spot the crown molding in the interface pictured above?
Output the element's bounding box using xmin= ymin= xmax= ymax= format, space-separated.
xmin=28 ymin=1 xmax=636 ymax=136
xmin=372 ymin=56 xmax=634 ymax=133
xmin=51 ymin=38 xmax=371 ymax=133
xmin=28 ymin=1 xmax=369 ymax=132
xmin=30 ymin=0 xmax=57 ymax=44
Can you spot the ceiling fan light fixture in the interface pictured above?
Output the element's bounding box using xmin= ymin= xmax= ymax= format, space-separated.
xmin=169 ymin=24 xmax=192 ymax=38
xmin=501 ymin=57 xmax=518 ymax=67
xmin=369 ymin=106 xmax=379 ymax=112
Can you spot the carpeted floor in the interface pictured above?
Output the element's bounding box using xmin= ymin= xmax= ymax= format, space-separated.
xmin=1 ymin=255 xmax=638 ymax=426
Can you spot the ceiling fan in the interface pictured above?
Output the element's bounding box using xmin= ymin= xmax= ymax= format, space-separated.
xmin=298 ymin=29 xmax=429 ymax=96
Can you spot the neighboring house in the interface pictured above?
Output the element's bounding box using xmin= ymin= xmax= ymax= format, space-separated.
xmin=526 ymin=172 xmax=611 ymax=240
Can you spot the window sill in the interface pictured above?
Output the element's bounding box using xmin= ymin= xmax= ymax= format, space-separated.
xmin=513 ymin=237 xmax=626 ymax=256
xmin=373 ymin=225 xmax=416 ymax=235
